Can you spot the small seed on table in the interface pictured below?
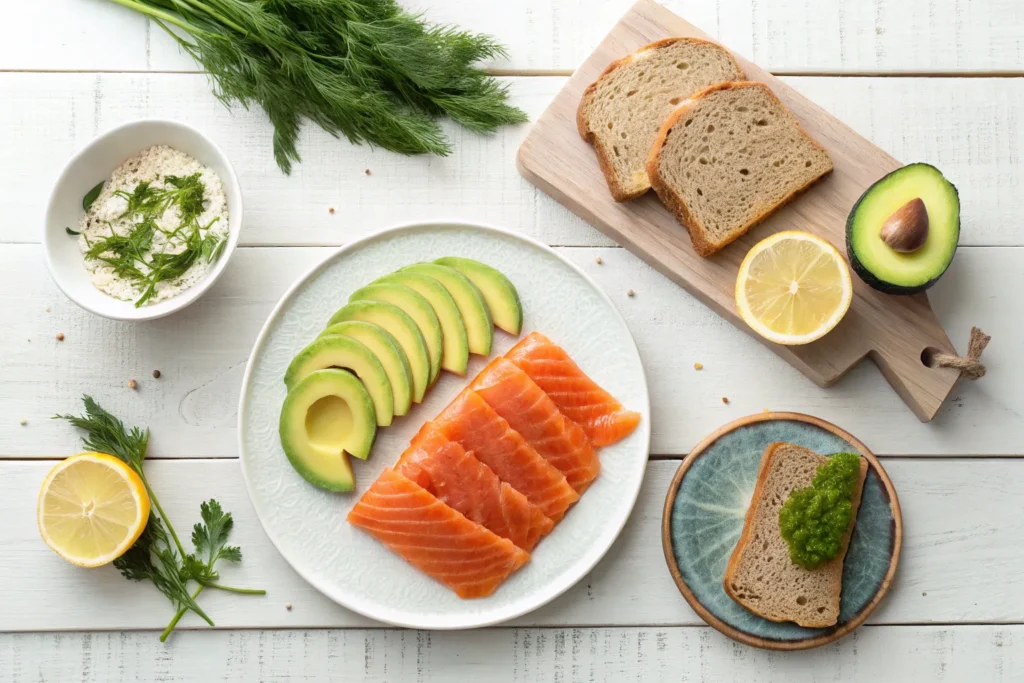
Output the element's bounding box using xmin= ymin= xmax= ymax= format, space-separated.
xmin=627 ymin=289 xmax=635 ymax=297
xmin=152 ymin=370 xmax=162 ymax=379
xmin=56 ymin=333 xmax=64 ymax=341
xmin=364 ymin=169 xmax=372 ymax=176
xmin=595 ymin=256 xmax=603 ymax=265
xmin=19 ymin=419 xmax=27 ymax=426
xmin=328 ymin=207 xmax=335 ymax=214
xmin=128 ymin=379 xmax=138 ymax=390
xmin=694 ymin=362 xmax=703 ymax=370
xmin=722 ymin=397 xmax=729 ymax=404
xmin=285 ymin=603 xmax=293 ymax=611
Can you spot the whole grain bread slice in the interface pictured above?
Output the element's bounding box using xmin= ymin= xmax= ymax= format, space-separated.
xmin=577 ymin=37 xmax=744 ymax=202
xmin=723 ymin=442 xmax=868 ymax=628
xmin=647 ymin=81 xmax=833 ymax=256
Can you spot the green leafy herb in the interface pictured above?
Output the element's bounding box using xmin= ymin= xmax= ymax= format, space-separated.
xmin=82 ymin=181 xmax=104 ymax=211
xmin=778 ymin=452 xmax=862 ymax=570
xmin=57 ymin=397 xmax=264 ymax=641
xmin=65 ymin=227 xmax=82 ymax=236
xmin=104 ymin=0 xmax=528 ymax=174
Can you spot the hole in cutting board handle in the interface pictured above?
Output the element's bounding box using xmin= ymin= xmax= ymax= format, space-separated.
xmin=921 ymin=347 xmax=941 ymax=368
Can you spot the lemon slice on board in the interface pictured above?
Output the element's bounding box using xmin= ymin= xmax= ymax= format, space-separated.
xmin=735 ymin=231 xmax=853 ymax=346
xmin=37 ymin=452 xmax=150 ymax=568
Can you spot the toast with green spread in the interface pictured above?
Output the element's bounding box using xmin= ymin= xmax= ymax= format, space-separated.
xmin=723 ymin=442 xmax=867 ymax=628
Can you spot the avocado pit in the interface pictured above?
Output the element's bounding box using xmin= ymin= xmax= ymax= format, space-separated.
xmin=880 ymin=198 xmax=929 ymax=253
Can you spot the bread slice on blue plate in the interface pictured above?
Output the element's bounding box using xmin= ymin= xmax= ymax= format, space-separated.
xmin=723 ymin=442 xmax=867 ymax=628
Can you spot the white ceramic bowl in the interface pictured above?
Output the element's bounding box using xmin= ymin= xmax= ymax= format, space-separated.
xmin=43 ymin=119 xmax=242 ymax=321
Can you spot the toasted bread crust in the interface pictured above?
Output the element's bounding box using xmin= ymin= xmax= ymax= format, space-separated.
xmin=646 ymin=81 xmax=834 ymax=257
xmin=722 ymin=442 xmax=868 ymax=628
xmin=577 ymin=38 xmax=745 ymax=203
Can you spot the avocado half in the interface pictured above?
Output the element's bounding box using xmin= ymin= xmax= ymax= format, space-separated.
xmin=846 ymin=163 xmax=960 ymax=295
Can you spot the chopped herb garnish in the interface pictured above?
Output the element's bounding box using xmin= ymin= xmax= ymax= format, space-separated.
xmin=82 ymin=181 xmax=104 ymax=211
xmin=65 ymin=227 xmax=81 ymax=236
xmin=81 ymin=171 xmax=224 ymax=307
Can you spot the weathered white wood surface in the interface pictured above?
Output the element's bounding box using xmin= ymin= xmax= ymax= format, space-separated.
xmin=4 ymin=74 xmax=1024 ymax=247
xmin=4 ymin=0 xmax=1024 ymax=74
xmin=2 ymin=0 xmax=1023 ymax=677
xmin=2 ymin=626 xmax=1021 ymax=682
xmin=0 ymin=245 xmax=1017 ymax=458
xmin=3 ymin=459 xmax=1023 ymax=631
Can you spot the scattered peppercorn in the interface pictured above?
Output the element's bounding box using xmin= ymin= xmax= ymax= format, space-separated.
xmin=694 ymin=362 xmax=703 ymax=370
xmin=152 ymin=370 xmax=162 ymax=379
xmin=128 ymin=379 xmax=138 ymax=390
xmin=364 ymin=169 xmax=371 ymax=176
xmin=328 ymin=207 xmax=335 ymax=214
xmin=627 ymin=289 xmax=635 ymax=297
xmin=56 ymin=333 xmax=64 ymax=341
xmin=19 ymin=419 xmax=27 ymax=426
xmin=45 ymin=306 xmax=51 ymax=313
xmin=721 ymin=396 xmax=729 ymax=404
xmin=285 ymin=603 xmax=293 ymax=611
xmin=595 ymin=256 xmax=603 ymax=265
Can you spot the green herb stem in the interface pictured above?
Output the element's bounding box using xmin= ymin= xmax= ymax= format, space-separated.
xmin=142 ymin=482 xmax=187 ymax=559
xmin=202 ymin=582 xmax=267 ymax=595
xmin=160 ymin=585 xmax=205 ymax=642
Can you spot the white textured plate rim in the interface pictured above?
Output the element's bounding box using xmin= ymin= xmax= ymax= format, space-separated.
xmin=237 ymin=220 xmax=651 ymax=630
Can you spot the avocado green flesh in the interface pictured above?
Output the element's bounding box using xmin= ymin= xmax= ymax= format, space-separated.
xmin=401 ymin=263 xmax=493 ymax=356
xmin=284 ymin=335 xmax=394 ymax=427
xmin=348 ymin=282 xmax=443 ymax=384
xmin=434 ymin=257 xmax=523 ymax=335
xmin=373 ymin=272 xmax=470 ymax=375
xmin=318 ymin=321 xmax=413 ymax=417
xmin=327 ymin=301 xmax=430 ymax=403
xmin=847 ymin=163 xmax=960 ymax=294
xmin=279 ymin=369 xmax=377 ymax=491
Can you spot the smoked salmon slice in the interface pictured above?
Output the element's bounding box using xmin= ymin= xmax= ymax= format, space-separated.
xmin=433 ymin=390 xmax=580 ymax=522
xmin=471 ymin=358 xmax=601 ymax=494
xmin=347 ymin=468 xmax=530 ymax=599
xmin=396 ymin=425 xmax=554 ymax=551
xmin=506 ymin=332 xmax=641 ymax=447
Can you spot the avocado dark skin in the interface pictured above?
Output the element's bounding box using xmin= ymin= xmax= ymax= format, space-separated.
xmin=845 ymin=163 xmax=960 ymax=296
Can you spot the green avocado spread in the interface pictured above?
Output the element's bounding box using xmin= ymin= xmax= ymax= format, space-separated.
xmin=778 ymin=452 xmax=862 ymax=570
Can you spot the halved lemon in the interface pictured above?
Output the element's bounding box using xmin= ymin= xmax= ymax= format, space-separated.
xmin=735 ymin=231 xmax=853 ymax=345
xmin=37 ymin=452 xmax=150 ymax=568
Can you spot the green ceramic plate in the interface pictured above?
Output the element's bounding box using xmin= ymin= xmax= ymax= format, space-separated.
xmin=662 ymin=412 xmax=902 ymax=650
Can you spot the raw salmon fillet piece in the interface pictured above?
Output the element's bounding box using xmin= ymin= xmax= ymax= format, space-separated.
xmin=347 ymin=468 xmax=530 ymax=599
xmin=471 ymin=358 xmax=601 ymax=494
xmin=433 ymin=391 xmax=580 ymax=522
xmin=396 ymin=425 xmax=554 ymax=551
xmin=506 ymin=332 xmax=641 ymax=447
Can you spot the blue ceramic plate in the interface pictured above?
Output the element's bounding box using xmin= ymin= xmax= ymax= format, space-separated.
xmin=662 ymin=412 xmax=901 ymax=650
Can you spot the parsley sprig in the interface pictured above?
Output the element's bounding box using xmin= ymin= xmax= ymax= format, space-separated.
xmin=57 ymin=396 xmax=265 ymax=641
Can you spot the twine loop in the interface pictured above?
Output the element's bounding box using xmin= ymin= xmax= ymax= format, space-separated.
xmin=932 ymin=327 xmax=991 ymax=380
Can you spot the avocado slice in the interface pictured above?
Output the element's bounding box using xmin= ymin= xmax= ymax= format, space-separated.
xmin=284 ymin=335 xmax=394 ymax=427
xmin=374 ymin=271 xmax=470 ymax=375
xmin=318 ymin=321 xmax=413 ymax=417
xmin=846 ymin=163 xmax=960 ymax=295
xmin=348 ymin=282 xmax=443 ymax=384
xmin=279 ymin=369 xmax=377 ymax=492
xmin=401 ymin=263 xmax=493 ymax=356
xmin=434 ymin=257 xmax=523 ymax=335
xmin=327 ymin=301 xmax=430 ymax=403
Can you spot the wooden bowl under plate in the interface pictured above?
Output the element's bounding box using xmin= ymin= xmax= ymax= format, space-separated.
xmin=661 ymin=412 xmax=902 ymax=650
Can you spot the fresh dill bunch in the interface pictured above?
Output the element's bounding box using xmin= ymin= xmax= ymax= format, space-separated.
xmin=106 ymin=0 xmax=528 ymax=174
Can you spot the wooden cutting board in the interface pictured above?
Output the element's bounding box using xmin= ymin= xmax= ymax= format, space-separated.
xmin=517 ymin=0 xmax=962 ymax=422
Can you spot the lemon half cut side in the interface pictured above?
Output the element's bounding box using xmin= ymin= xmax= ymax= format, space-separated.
xmin=735 ymin=231 xmax=853 ymax=346
xmin=37 ymin=452 xmax=150 ymax=568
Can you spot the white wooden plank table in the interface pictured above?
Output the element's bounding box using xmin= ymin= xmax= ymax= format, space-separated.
xmin=1 ymin=1 xmax=1022 ymax=680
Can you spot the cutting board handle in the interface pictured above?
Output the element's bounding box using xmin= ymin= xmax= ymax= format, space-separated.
xmin=865 ymin=297 xmax=961 ymax=421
